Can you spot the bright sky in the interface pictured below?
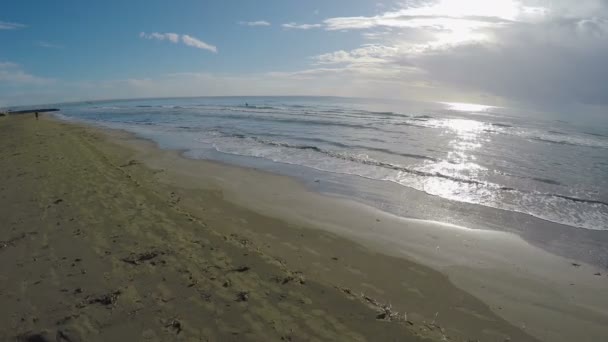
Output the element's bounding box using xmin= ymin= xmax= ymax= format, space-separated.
xmin=1 ymin=0 xmax=607 ymax=118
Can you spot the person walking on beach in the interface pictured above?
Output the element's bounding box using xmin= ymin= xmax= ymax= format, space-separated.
xmin=35 ymin=112 xmax=39 ymax=120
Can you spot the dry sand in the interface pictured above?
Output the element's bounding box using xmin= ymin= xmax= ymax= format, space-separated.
xmin=0 ymin=114 xmax=596 ymax=341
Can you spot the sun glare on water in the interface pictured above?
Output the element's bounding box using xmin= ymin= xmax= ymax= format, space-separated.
xmin=442 ymin=102 xmax=496 ymax=112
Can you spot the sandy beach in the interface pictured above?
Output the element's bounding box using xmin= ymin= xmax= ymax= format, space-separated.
xmin=1 ymin=114 xmax=606 ymax=341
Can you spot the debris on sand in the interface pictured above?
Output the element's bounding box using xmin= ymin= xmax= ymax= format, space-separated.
xmin=119 ymin=159 xmax=140 ymax=168
xmin=571 ymin=263 xmax=581 ymax=267
xmin=165 ymin=319 xmax=183 ymax=334
xmin=337 ymin=286 xmax=408 ymax=323
xmin=231 ymin=266 xmax=250 ymax=273
xmin=374 ymin=303 xmax=406 ymax=322
xmin=56 ymin=314 xmax=79 ymax=326
xmin=56 ymin=328 xmax=81 ymax=342
xmin=337 ymin=286 xmax=354 ymax=296
xmin=121 ymin=250 xmax=163 ymax=265
xmin=236 ymin=291 xmax=250 ymax=302
xmin=274 ymin=271 xmax=306 ymax=285
xmin=83 ymin=290 xmax=121 ymax=307
xmin=0 ymin=232 xmax=38 ymax=250
xmin=17 ymin=328 xmax=82 ymax=342
xmin=17 ymin=331 xmax=52 ymax=342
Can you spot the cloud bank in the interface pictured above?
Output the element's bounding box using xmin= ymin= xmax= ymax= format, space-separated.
xmin=292 ymin=0 xmax=608 ymax=110
xmin=0 ymin=20 xmax=25 ymax=30
xmin=0 ymin=61 xmax=52 ymax=85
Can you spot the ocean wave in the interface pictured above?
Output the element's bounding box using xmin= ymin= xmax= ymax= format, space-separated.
xmin=319 ymin=109 xmax=344 ymax=113
xmin=491 ymin=123 xmax=513 ymax=128
xmin=237 ymin=105 xmax=280 ymax=110
xmin=213 ymin=130 xmax=437 ymax=162
xmin=531 ymin=177 xmax=562 ymax=186
xmin=545 ymin=193 xmax=608 ymax=206
xmin=197 ymin=113 xmax=401 ymax=134
xmin=93 ymin=106 xmax=121 ymax=110
xmin=133 ymin=104 xmax=185 ymax=109
xmin=208 ymin=131 xmax=607 ymax=213
xmin=212 ymin=132 xmax=477 ymax=180
xmin=548 ymin=130 xmax=567 ymax=135
xmin=584 ymin=131 xmax=608 ymax=138
xmin=394 ymin=122 xmax=426 ymax=128
xmin=220 ymin=106 xmax=413 ymax=121
xmin=370 ymin=111 xmax=410 ymax=118
xmin=490 ymin=170 xmax=563 ymax=187
xmin=531 ymin=137 xmax=605 ymax=149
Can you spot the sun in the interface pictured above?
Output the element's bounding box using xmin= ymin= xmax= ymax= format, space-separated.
xmin=398 ymin=0 xmax=526 ymax=45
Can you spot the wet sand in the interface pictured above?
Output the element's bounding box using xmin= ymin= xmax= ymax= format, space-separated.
xmin=0 ymin=114 xmax=603 ymax=341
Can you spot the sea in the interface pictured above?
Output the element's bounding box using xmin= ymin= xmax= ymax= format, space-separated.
xmin=53 ymin=96 xmax=608 ymax=234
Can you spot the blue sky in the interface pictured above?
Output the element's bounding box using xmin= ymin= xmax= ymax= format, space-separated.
xmin=1 ymin=1 xmax=367 ymax=80
xmin=1 ymin=0 xmax=608 ymax=119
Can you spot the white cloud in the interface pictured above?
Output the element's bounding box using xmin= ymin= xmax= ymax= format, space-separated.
xmin=36 ymin=41 xmax=63 ymax=49
xmin=239 ymin=20 xmax=271 ymax=27
xmin=274 ymin=0 xmax=548 ymax=48
xmin=282 ymin=22 xmax=322 ymax=30
xmin=0 ymin=20 xmax=26 ymax=30
xmin=139 ymin=32 xmax=180 ymax=43
xmin=321 ymin=2 xmax=531 ymax=47
xmin=140 ymin=32 xmax=217 ymax=53
xmin=181 ymin=34 xmax=217 ymax=53
xmin=0 ymin=62 xmax=18 ymax=68
xmin=323 ymin=0 xmax=532 ymax=32
xmin=0 ymin=61 xmax=52 ymax=85
xmin=314 ymin=45 xmax=401 ymax=65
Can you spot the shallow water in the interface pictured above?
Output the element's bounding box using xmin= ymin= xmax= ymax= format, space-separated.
xmin=56 ymin=96 xmax=608 ymax=231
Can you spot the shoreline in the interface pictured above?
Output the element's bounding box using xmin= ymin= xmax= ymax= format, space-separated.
xmin=0 ymin=114 xmax=605 ymax=341
xmin=58 ymin=113 xmax=608 ymax=269
xmin=80 ymin=116 xmax=608 ymax=342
